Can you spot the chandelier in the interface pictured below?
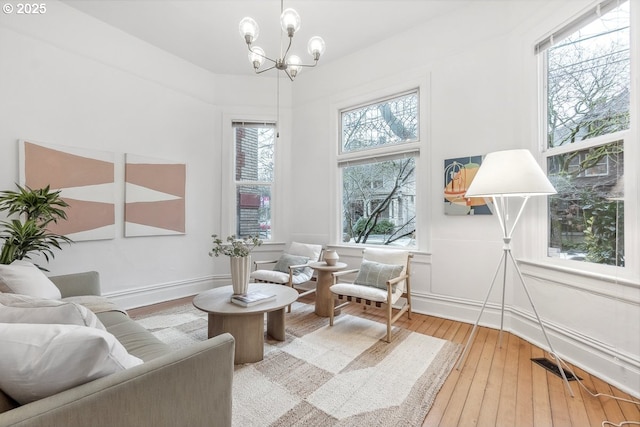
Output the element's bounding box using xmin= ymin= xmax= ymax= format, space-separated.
xmin=239 ymin=1 xmax=326 ymax=81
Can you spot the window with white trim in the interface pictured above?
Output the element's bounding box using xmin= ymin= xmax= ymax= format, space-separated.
xmin=339 ymin=90 xmax=419 ymax=247
xmin=537 ymin=0 xmax=629 ymax=266
xmin=233 ymin=122 xmax=275 ymax=240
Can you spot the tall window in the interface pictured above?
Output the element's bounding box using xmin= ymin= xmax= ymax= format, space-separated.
xmin=538 ymin=1 xmax=629 ymax=266
xmin=339 ymin=90 xmax=419 ymax=247
xmin=233 ymin=122 xmax=275 ymax=240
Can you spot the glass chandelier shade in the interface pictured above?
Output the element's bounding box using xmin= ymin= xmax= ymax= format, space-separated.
xmin=239 ymin=2 xmax=325 ymax=81
xmin=287 ymin=54 xmax=302 ymax=78
xmin=280 ymin=8 xmax=301 ymax=36
xmin=248 ymin=46 xmax=265 ymax=69
xmin=307 ymin=36 xmax=326 ymax=60
xmin=238 ymin=17 xmax=259 ymax=44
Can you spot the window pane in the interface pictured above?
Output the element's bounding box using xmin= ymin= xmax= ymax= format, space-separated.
xmin=341 ymin=91 xmax=418 ymax=153
xmin=234 ymin=123 xmax=274 ymax=240
xmin=342 ymin=157 xmax=416 ymax=246
xmin=235 ymin=126 xmax=274 ymax=182
xmin=546 ymin=3 xmax=630 ymax=148
xmin=547 ymin=141 xmax=624 ymax=266
xmin=236 ymin=185 xmax=271 ymax=239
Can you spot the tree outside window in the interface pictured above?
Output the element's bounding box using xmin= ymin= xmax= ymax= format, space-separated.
xmin=543 ymin=1 xmax=629 ymax=266
xmin=340 ymin=91 xmax=418 ymax=246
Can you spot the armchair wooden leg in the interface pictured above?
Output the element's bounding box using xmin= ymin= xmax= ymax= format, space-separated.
xmin=329 ymin=294 xmax=335 ymax=326
xmin=386 ymin=303 xmax=392 ymax=343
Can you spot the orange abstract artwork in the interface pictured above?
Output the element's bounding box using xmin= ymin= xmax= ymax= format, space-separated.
xmin=444 ymin=155 xmax=492 ymax=215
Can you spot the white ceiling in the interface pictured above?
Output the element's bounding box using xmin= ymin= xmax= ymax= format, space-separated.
xmin=61 ymin=0 xmax=469 ymax=77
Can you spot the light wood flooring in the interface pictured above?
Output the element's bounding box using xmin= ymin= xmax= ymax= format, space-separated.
xmin=128 ymin=294 xmax=640 ymax=427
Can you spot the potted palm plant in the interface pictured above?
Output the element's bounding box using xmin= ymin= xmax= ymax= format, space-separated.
xmin=0 ymin=184 xmax=73 ymax=269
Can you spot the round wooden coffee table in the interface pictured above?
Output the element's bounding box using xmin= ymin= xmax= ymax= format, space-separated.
xmin=192 ymin=283 xmax=298 ymax=364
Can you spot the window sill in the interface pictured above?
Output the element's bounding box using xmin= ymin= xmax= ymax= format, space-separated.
xmin=518 ymin=258 xmax=640 ymax=304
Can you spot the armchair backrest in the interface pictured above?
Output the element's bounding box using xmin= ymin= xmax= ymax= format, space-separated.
xmin=287 ymin=242 xmax=323 ymax=262
xmin=362 ymin=248 xmax=411 ymax=293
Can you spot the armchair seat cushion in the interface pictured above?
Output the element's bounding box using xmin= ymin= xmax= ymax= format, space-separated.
xmin=330 ymin=282 xmax=404 ymax=304
xmin=251 ymin=269 xmax=312 ymax=285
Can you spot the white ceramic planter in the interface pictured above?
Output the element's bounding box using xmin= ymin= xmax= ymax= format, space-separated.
xmin=230 ymin=255 xmax=251 ymax=295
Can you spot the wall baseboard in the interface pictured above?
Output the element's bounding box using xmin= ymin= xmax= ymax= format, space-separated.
xmin=104 ymin=279 xmax=639 ymax=399
xmin=412 ymin=292 xmax=640 ymax=399
xmin=104 ymin=275 xmax=231 ymax=310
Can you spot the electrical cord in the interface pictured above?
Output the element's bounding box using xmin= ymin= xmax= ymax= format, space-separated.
xmin=545 ymin=352 xmax=640 ymax=426
xmin=602 ymin=422 xmax=640 ymax=427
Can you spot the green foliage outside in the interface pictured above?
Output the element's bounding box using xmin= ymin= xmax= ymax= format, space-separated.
xmin=583 ymin=198 xmax=624 ymax=266
xmin=353 ymin=217 xmax=395 ymax=235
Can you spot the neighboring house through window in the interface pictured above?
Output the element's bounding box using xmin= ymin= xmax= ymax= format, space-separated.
xmin=338 ymin=90 xmax=419 ymax=247
xmin=233 ymin=122 xmax=275 ymax=240
xmin=537 ymin=0 xmax=630 ymax=267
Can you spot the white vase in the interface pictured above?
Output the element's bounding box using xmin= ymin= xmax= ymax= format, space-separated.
xmin=323 ymin=249 xmax=339 ymax=266
xmin=230 ymin=255 xmax=251 ymax=295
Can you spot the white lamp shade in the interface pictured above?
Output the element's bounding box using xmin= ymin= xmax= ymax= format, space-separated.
xmin=465 ymin=149 xmax=557 ymax=198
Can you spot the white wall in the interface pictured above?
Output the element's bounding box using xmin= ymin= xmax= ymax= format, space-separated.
xmin=290 ymin=0 xmax=639 ymax=397
xmin=1 ymin=0 xmax=637 ymax=398
xmin=0 ymin=1 xmax=288 ymax=308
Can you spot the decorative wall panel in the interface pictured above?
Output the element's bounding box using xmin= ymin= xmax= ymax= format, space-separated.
xmin=20 ymin=140 xmax=116 ymax=241
xmin=125 ymin=154 xmax=186 ymax=236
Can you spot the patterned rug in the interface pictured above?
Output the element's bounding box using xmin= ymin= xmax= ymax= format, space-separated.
xmin=132 ymin=301 xmax=461 ymax=426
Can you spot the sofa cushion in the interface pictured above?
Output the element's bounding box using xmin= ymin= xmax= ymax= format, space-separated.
xmin=0 ymin=260 xmax=61 ymax=299
xmin=0 ymin=322 xmax=143 ymax=404
xmin=0 ymin=389 xmax=18 ymax=414
xmin=97 ymin=311 xmax=171 ymax=362
xmin=0 ymin=293 xmax=105 ymax=330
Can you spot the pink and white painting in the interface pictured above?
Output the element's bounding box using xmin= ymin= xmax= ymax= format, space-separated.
xmin=124 ymin=154 xmax=186 ymax=237
xmin=20 ymin=140 xmax=116 ymax=241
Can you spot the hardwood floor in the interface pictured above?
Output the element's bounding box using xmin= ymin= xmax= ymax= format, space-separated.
xmin=128 ymin=294 xmax=640 ymax=427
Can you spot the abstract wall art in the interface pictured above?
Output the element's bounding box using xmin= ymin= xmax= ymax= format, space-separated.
xmin=20 ymin=140 xmax=116 ymax=241
xmin=124 ymin=154 xmax=186 ymax=237
xmin=444 ymin=155 xmax=493 ymax=215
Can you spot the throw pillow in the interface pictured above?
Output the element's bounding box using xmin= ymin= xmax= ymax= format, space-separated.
xmin=273 ymin=253 xmax=310 ymax=276
xmin=0 ymin=260 xmax=61 ymax=299
xmin=354 ymin=260 xmax=404 ymax=291
xmin=0 ymin=293 xmax=106 ymax=330
xmin=0 ymin=323 xmax=143 ymax=404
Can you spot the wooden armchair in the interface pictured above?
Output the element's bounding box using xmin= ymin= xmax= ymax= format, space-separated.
xmin=329 ymin=248 xmax=412 ymax=342
xmin=250 ymin=242 xmax=323 ymax=312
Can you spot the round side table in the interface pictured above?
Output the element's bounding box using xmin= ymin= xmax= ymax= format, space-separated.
xmin=308 ymin=261 xmax=347 ymax=317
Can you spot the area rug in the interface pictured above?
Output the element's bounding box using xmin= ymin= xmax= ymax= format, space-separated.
xmin=132 ymin=301 xmax=461 ymax=426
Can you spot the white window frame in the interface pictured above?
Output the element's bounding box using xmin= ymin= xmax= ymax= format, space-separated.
xmin=221 ymin=111 xmax=279 ymax=242
xmin=534 ymin=0 xmax=638 ymax=282
xmin=329 ymin=75 xmax=430 ymax=252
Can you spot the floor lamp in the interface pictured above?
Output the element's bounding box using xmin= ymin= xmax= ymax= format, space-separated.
xmin=454 ymin=149 xmax=575 ymax=397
